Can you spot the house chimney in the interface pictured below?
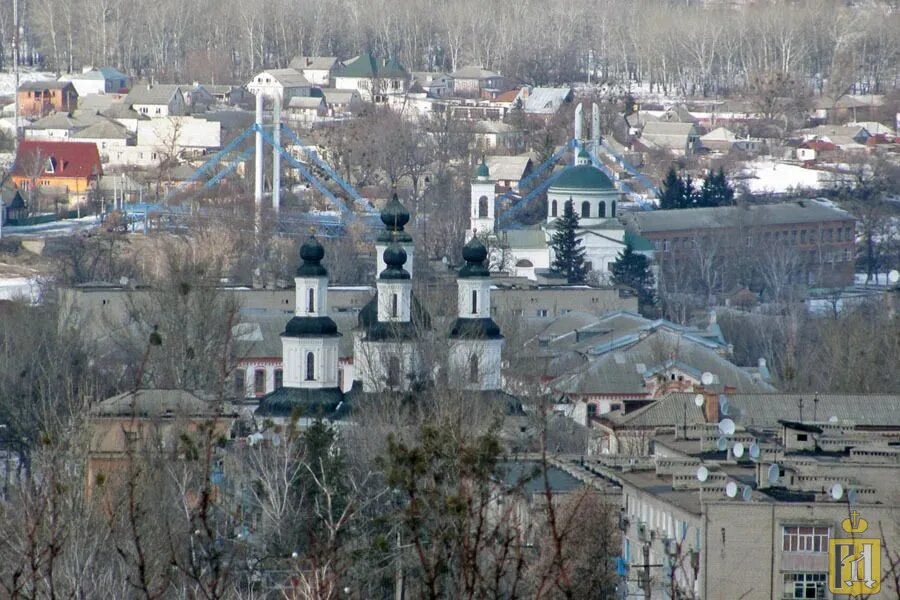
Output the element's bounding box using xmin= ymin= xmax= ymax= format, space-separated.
xmin=306 ymin=58 xmax=312 ymax=67
xmin=702 ymin=389 xmax=719 ymax=423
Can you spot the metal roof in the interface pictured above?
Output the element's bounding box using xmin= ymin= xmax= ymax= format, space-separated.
xmin=519 ymin=87 xmax=573 ymax=114
xmin=623 ymin=199 xmax=855 ymax=234
xmin=550 ymin=164 xmax=615 ymax=191
xmin=125 ymin=84 xmax=183 ymax=106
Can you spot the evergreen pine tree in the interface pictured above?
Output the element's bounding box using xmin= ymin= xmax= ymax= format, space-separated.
xmin=710 ymin=167 xmax=734 ymax=206
xmin=550 ymin=200 xmax=588 ymax=283
xmin=611 ymin=240 xmax=655 ymax=306
xmin=658 ymin=167 xmax=684 ymax=210
xmin=681 ymin=173 xmax=697 ymax=208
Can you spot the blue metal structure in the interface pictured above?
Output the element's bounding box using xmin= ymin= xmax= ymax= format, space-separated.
xmin=494 ymin=139 xmax=576 ymax=227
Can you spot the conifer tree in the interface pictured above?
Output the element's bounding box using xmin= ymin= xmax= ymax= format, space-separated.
xmin=658 ymin=167 xmax=684 ymax=210
xmin=550 ymin=200 xmax=588 ymax=284
xmin=611 ymin=240 xmax=655 ymax=306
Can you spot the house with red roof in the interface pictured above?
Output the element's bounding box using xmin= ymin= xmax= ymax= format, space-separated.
xmin=11 ymin=140 xmax=103 ymax=206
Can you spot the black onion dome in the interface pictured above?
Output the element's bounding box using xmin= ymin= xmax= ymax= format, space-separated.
xmin=380 ymin=240 xmax=410 ymax=280
xmin=459 ymin=236 xmax=490 ymax=278
xmin=380 ymin=193 xmax=410 ymax=231
xmin=449 ymin=317 xmax=503 ymax=339
xmin=283 ymin=315 xmax=340 ymax=337
xmin=296 ymin=235 xmax=328 ymax=277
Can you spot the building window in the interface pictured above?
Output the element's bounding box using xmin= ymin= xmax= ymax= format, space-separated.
xmin=581 ymin=201 xmax=590 ymax=218
xmin=274 ymin=369 xmax=283 ymax=389
xmin=599 ymin=201 xmax=606 ymax=218
xmin=391 ymin=293 xmax=399 ymax=318
xmin=235 ymin=369 xmax=245 ymax=396
xmin=536 ymin=309 xmax=548 ymax=317
xmin=254 ymin=369 xmax=266 ymax=395
xmin=471 ymin=290 xmax=478 ymax=314
xmin=782 ymin=572 xmax=826 ymax=599
xmin=611 ymin=200 xmax=616 ymax=217
xmin=387 ymin=356 xmax=401 ymax=388
xmin=305 ymin=352 xmax=315 ymax=381
xmin=478 ymin=195 xmax=489 ymax=218
xmin=308 ymin=288 xmax=315 ymax=312
xmin=782 ymin=526 xmax=829 ymax=553
xmin=468 ymin=355 xmax=479 ymax=383
xmin=664 ymin=240 xmax=671 ymax=252
xmin=550 ymin=200 xmax=557 ymax=217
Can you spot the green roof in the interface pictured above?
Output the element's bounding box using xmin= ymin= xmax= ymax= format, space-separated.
xmin=550 ymin=164 xmax=615 ymax=191
xmin=336 ymin=53 xmax=408 ymax=79
xmin=476 ymin=160 xmax=490 ymax=178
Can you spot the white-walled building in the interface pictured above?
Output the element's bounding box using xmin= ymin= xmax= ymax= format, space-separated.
xmin=288 ymin=56 xmax=341 ymax=87
xmin=470 ymin=149 xmax=628 ymax=282
xmin=246 ymin=69 xmax=312 ymax=105
xmin=124 ymin=84 xmax=187 ymax=117
xmin=333 ymin=53 xmax=409 ymax=104
xmin=136 ymin=116 xmax=222 ymax=151
xmin=60 ymin=67 xmax=130 ymax=96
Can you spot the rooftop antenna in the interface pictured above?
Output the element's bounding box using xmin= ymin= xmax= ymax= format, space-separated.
xmin=830 ymin=483 xmax=844 ymax=501
xmin=725 ymin=481 xmax=737 ymax=498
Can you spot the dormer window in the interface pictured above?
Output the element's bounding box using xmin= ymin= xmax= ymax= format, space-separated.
xmin=45 ymin=157 xmax=56 ymax=174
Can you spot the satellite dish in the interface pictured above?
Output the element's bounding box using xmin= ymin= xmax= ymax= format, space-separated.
xmin=828 ymin=415 xmax=839 ymax=424
xmin=888 ymin=269 xmax=899 ymax=284
xmin=701 ymin=372 xmax=714 ymax=386
xmin=749 ymin=443 xmax=761 ymax=460
xmin=694 ymin=394 xmax=704 ymax=407
xmin=767 ymin=464 xmax=780 ymax=485
xmin=725 ymin=481 xmax=738 ymax=498
xmin=742 ymin=486 xmax=753 ymax=502
xmin=718 ymin=418 xmax=736 ymax=435
xmin=830 ymin=483 xmax=844 ymax=501
xmin=696 ymin=466 xmax=709 ymax=482
xmin=716 ymin=437 xmax=728 ymax=451
xmin=718 ymin=395 xmax=729 ymax=415
xmin=733 ymin=442 xmax=745 ymax=458
xmin=847 ymin=489 xmax=858 ymax=505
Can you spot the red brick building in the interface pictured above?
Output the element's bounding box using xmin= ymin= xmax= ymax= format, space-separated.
xmin=17 ymin=81 xmax=78 ymax=118
xmin=623 ymin=200 xmax=857 ymax=291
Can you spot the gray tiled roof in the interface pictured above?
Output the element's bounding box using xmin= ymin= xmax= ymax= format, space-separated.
xmin=551 ymin=328 xmax=776 ymax=396
xmin=622 ymin=199 xmax=854 ymax=234
xmin=125 ymin=84 xmax=183 ymax=106
xmin=503 ymin=228 xmax=547 ymax=250
xmin=289 ymin=56 xmax=339 ymax=71
xmin=91 ymin=389 xmax=230 ymax=417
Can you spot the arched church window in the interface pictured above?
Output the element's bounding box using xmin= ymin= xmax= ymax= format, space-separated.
xmin=387 ymin=356 xmax=401 ymax=388
xmin=391 ymin=293 xmax=399 ymax=318
xmin=550 ymin=200 xmax=557 ymax=217
xmin=306 ymin=352 xmax=315 ymax=381
xmin=515 ymin=259 xmax=534 ymax=268
xmin=478 ymin=195 xmax=489 ymax=218
xmin=611 ymin=200 xmax=616 ymax=217
xmin=599 ymin=201 xmax=606 ymax=218
xmin=307 ymin=288 xmax=315 ymax=312
xmin=471 ymin=290 xmax=478 ymax=314
xmin=468 ymin=354 xmax=479 ymax=383
xmin=581 ymin=201 xmax=591 ymax=218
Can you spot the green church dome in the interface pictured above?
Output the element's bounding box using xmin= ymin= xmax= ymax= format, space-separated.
xmin=550 ymin=164 xmax=615 ymax=191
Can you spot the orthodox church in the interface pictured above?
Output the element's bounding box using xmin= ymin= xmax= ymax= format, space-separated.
xmin=467 ymin=148 xmax=628 ymax=281
xmin=256 ymin=195 xmax=509 ymax=423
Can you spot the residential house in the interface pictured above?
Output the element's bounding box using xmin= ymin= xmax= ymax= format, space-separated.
xmin=124 ymin=84 xmax=187 ymax=117
xmin=798 ymin=124 xmax=870 ymax=151
xmin=24 ymin=111 xmax=93 ymax=140
xmin=285 ymin=96 xmax=328 ymax=124
xmin=699 ymin=126 xmax=737 ymax=153
xmin=516 ymin=87 xmax=574 ymax=120
xmin=622 ymin=199 xmax=858 ymax=288
xmin=473 ymin=120 xmax=524 ymax=152
xmin=811 ymin=94 xmax=883 ymax=123
xmin=11 ymin=140 xmax=103 ymax=205
xmin=182 ymin=84 xmax=216 ymax=112
xmin=288 ymin=56 xmax=342 ymax=87
xmin=1 ymin=185 xmax=28 ymax=224
xmin=101 ymin=103 xmax=148 ymax=133
xmin=246 ymin=68 xmax=312 ymax=105
xmin=410 ymin=71 xmax=452 ymax=97
xmin=484 ymin=154 xmax=533 ymax=192
xmin=320 ymin=88 xmax=363 ymax=116
xmin=17 ymin=81 xmax=78 ymax=118
xmin=72 ymin=120 xmax=133 ymax=161
xmin=195 ymin=84 xmax=250 ymax=107
xmin=86 ymin=389 xmax=236 ymax=499
xmin=639 ymin=121 xmax=700 ymax=155
xmin=60 ymin=67 xmax=130 ymax=96
xmin=333 ymin=53 xmax=409 ymax=103
xmin=136 ymin=116 xmax=222 ymax=155
xmin=449 ymin=65 xmax=511 ymax=99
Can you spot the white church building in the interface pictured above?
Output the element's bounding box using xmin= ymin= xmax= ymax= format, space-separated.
xmin=467 ymin=148 xmax=628 ymax=282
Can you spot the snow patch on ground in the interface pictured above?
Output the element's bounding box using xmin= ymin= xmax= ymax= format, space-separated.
xmin=0 ymin=70 xmax=57 ymax=98
xmin=736 ymin=161 xmax=832 ymax=195
xmin=0 ymin=277 xmax=40 ymax=303
xmin=2 ymin=215 xmax=101 ymax=237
